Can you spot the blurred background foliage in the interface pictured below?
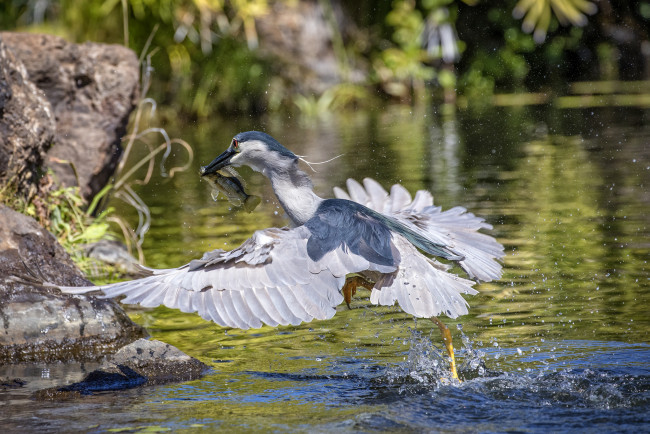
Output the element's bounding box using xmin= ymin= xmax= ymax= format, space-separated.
xmin=1 ymin=0 xmax=649 ymax=118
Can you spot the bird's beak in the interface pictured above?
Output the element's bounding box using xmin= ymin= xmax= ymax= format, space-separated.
xmin=200 ymin=148 xmax=236 ymax=176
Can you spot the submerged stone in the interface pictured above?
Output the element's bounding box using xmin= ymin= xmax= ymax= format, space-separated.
xmin=1 ymin=377 xmax=26 ymax=390
xmin=34 ymin=339 xmax=209 ymax=399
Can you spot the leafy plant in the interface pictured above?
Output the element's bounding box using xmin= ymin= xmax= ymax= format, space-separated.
xmin=294 ymin=83 xmax=372 ymax=116
xmin=0 ymin=40 xmax=193 ymax=279
xmin=513 ymin=0 xmax=597 ymax=43
xmin=373 ymin=0 xmax=436 ymax=101
xmin=0 ymin=171 xmax=119 ymax=279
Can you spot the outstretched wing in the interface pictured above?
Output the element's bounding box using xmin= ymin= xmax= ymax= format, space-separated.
xmin=334 ymin=178 xmax=504 ymax=282
xmin=60 ymin=218 xmax=399 ymax=330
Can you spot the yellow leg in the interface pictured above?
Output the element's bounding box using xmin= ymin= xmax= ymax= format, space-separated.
xmin=342 ymin=276 xmax=374 ymax=309
xmin=431 ymin=317 xmax=460 ymax=381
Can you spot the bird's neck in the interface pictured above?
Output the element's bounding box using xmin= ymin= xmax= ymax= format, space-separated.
xmin=266 ymin=164 xmax=323 ymax=226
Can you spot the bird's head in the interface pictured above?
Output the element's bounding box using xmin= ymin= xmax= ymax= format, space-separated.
xmin=200 ymin=131 xmax=298 ymax=176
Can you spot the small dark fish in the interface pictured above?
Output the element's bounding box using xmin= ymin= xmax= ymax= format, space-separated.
xmin=203 ymin=167 xmax=261 ymax=213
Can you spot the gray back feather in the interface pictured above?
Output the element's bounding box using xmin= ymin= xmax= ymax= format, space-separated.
xmin=334 ymin=178 xmax=504 ymax=282
xmin=310 ymin=199 xmax=463 ymax=262
xmin=305 ymin=199 xmax=396 ymax=266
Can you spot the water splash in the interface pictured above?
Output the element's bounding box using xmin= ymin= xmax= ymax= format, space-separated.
xmin=463 ymin=368 xmax=650 ymax=410
xmin=372 ymin=328 xmax=649 ymax=416
xmin=379 ymin=327 xmax=498 ymax=391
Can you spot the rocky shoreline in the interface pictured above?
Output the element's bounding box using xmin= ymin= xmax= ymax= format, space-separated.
xmin=0 ymin=32 xmax=208 ymax=395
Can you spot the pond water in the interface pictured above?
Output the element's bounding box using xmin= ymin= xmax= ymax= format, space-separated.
xmin=2 ymin=105 xmax=649 ymax=432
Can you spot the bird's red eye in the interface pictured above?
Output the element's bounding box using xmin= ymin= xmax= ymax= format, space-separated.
xmin=232 ymin=139 xmax=239 ymax=150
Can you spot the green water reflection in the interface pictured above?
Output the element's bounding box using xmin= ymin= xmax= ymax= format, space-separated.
xmin=110 ymin=106 xmax=649 ymax=379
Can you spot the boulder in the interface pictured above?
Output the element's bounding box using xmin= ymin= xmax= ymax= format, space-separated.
xmin=84 ymin=239 xmax=143 ymax=277
xmin=35 ymin=339 xmax=209 ymax=399
xmin=0 ymin=32 xmax=139 ymax=201
xmin=0 ymin=37 xmax=56 ymax=197
xmin=0 ymin=205 xmax=147 ymax=363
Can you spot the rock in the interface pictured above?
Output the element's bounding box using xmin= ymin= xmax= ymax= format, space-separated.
xmin=0 ymin=32 xmax=139 ymax=201
xmin=0 ymin=37 xmax=56 ymax=197
xmin=1 ymin=378 xmax=26 ymax=391
xmin=84 ymin=239 xmax=144 ymax=277
xmin=0 ymin=205 xmax=147 ymax=363
xmin=256 ymin=1 xmax=366 ymax=95
xmin=104 ymin=338 xmax=209 ymax=385
xmin=35 ymin=339 xmax=209 ymax=398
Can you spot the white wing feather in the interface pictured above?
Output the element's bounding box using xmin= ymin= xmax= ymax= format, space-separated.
xmin=59 ymin=226 xmax=389 ymax=329
xmin=370 ymin=235 xmax=478 ymax=318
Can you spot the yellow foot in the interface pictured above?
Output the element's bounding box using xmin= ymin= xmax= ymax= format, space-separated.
xmin=342 ymin=276 xmax=374 ymax=309
xmin=431 ymin=317 xmax=461 ymax=382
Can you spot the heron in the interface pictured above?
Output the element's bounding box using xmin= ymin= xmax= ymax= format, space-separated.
xmin=60 ymin=131 xmax=504 ymax=380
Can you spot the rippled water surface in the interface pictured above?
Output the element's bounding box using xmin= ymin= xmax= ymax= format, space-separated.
xmin=2 ymin=105 xmax=649 ymax=432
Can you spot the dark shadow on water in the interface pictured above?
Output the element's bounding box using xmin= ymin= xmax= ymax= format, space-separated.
xmin=245 ymin=333 xmax=650 ymax=409
xmin=238 ymin=331 xmax=650 ymax=432
xmin=243 ymin=359 xmax=650 ymax=432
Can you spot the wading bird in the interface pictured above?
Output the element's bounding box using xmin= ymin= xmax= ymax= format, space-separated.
xmin=60 ymin=131 xmax=504 ymax=380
